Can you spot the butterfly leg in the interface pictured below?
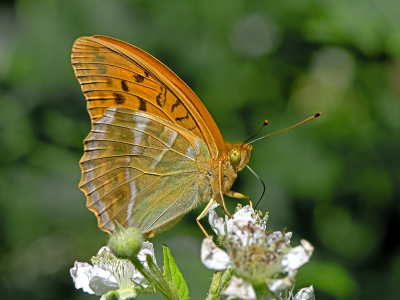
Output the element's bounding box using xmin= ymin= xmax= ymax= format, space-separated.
xmin=225 ymin=190 xmax=253 ymax=208
xmin=196 ymin=199 xmax=217 ymax=237
xmin=219 ymin=161 xmax=233 ymax=218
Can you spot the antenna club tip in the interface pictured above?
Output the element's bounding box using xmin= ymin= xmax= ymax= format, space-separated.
xmin=314 ymin=112 xmax=321 ymax=118
xmin=264 ymin=120 xmax=269 ymax=125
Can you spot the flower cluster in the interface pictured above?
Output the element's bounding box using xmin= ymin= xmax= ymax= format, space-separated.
xmin=201 ymin=205 xmax=314 ymax=299
xmin=70 ymin=205 xmax=315 ymax=300
xmin=70 ymin=242 xmax=156 ymax=300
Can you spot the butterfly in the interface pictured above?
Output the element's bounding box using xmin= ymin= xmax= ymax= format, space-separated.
xmin=72 ymin=35 xmax=320 ymax=237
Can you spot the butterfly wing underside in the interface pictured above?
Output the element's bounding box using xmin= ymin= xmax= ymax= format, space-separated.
xmin=79 ymin=107 xmax=211 ymax=236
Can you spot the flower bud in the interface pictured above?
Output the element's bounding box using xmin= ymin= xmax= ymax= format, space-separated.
xmin=108 ymin=222 xmax=143 ymax=259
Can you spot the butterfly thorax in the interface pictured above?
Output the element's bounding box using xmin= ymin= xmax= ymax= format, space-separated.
xmin=210 ymin=143 xmax=252 ymax=202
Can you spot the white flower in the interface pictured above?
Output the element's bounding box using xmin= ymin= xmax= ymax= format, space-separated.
xmin=201 ymin=235 xmax=231 ymax=270
xmin=208 ymin=204 xmax=267 ymax=238
xmin=70 ymin=242 xmax=156 ymax=299
xmin=202 ymin=205 xmax=314 ymax=299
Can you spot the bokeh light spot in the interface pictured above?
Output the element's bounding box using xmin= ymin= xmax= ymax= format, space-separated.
xmin=230 ymin=13 xmax=279 ymax=58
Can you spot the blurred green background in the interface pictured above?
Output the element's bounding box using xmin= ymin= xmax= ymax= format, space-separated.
xmin=1 ymin=0 xmax=399 ymax=299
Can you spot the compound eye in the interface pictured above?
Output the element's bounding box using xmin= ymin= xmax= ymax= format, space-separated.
xmin=230 ymin=149 xmax=241 ymax=164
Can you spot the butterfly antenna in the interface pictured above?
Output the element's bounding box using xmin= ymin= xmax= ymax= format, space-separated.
xmin=246 ymin=165 xmax=266 ymax=209
xmin=241 ymin=120 xmax=269 ymax=147
xmin=247 ymin=112 xmax=321 ymax=144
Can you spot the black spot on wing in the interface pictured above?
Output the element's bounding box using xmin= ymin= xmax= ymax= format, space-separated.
xmin=175 ymin=111 xmax=189 ymax=122
xmin=134 ymin=74 xmax=145 ymax=83
xmin=171 ymin=100 xmax=181 ymax=112
xmin=156 ymin=87 xmax=167 ymax=108
xmin=187 ymin=125 xmax=197 ymax=131
xmin=144 ymin=71 xmax=149 ymax=77
xmin=156 ymin=93 xmax=163 ymax=107
xmin=113 ymin=92 xmax=125 ymax=104
xmin=121 ymin=80 xmax=129 ymax=92
xmin=138 ymin=97 xmax=147 ymax=111
xmin=106 ymin=78 xmax=112 ymax=87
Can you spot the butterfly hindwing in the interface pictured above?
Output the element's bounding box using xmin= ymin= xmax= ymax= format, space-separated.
xmin=79 ymin=107 xmax=211 ymax=235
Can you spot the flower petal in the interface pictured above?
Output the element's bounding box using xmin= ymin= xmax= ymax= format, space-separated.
xmin=137 ymin=241 xmax=156 ymax=264
xmin=282 ymin=240 xmax=314 ymax=272
xmin=266 ymin=271 xmax=296 ymax=292
xmin=89 ymin=265 xmax=119 ymax=296
xmin=285 ymin=232 xmax=293 ymax=243
xmin=232 ymin=205 xmax=255 ymax=221
xmin=70 ymin=262 xmax=96 ymax=294
xmin=227 ymin=206 xmax=256 ymax=237
xmin=135 ymin=241 xmax=156 ymax=284
xmin=222 ymin=276 xmax=256 ymax=300
xmin=294 ymin=285 xmax=315 ymax=300
xmin=267 ymin=231 xmax=289 ymax=243
xmin=201 ymin=236 xmax=231 ymax=270
xmin=208 ymin=204 xmax=225 ymax=236
xmin=98 ymin=246 xmax=111 ymax=255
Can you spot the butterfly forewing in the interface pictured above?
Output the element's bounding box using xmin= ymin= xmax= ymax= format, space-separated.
xmin=72 ymin=39 xmax=167 ymax=120
xmin=79 ymin=107 xmax=211 ymax=235
xmin=71 ymin=36 xmax=225 ymax=158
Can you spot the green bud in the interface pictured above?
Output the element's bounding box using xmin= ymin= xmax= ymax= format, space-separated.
xmin=108 ymin=222 xmax=143 ymax=259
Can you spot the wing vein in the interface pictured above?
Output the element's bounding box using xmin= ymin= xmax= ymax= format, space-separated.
xmin=80 ymin=155 xmax=197 ymax=173
xmin=85 ymin=139 xmax=195 ymax=161
xmin=104 ymin=111 xmax=195 ymax=148
xmin=101 ymin=176 xmax=163 ymax=226
xmin=71 ymin=61 xmax=160 ymax=84
xmin=76 ymin=74 xmax=161 ymax=92
xmin=81 ymin=165 xmax=197 ymax=184
xmin=93 ymin=121 xmax=193 ymax=152
xmin=89 ymin=173 xmax=147 ymax=208
xmin=86 ymin=172 xmax=143 ymax=196
xmin=82 ymin=89 xmax=174 ymax=123
xmin=146 ymin=180 xmax=194 ymax=230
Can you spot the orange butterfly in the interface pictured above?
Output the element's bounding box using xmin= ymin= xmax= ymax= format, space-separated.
xmin=71 ymin=36 xmax=318 ymax=237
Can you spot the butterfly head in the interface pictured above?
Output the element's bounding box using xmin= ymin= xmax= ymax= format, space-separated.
xmin=228 ymin=143 xmax=252 ymax=171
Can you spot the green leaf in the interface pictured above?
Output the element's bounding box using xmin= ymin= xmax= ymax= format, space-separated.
xmin=163 ymin=245 xmax=189 ymax=300
xmin=146 ymin=254 xmax=173 ymax=297
xmin=130 ymin=255 xmax=178 ymax=300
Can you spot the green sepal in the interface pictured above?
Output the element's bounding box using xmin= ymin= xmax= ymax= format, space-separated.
xmin=162 ymin=245 xmax=189 ymax=300
xmin=205 ymin=269 xmax=233 ymax=300
xmin=205 ymin=271 xmax=222 ymax=300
